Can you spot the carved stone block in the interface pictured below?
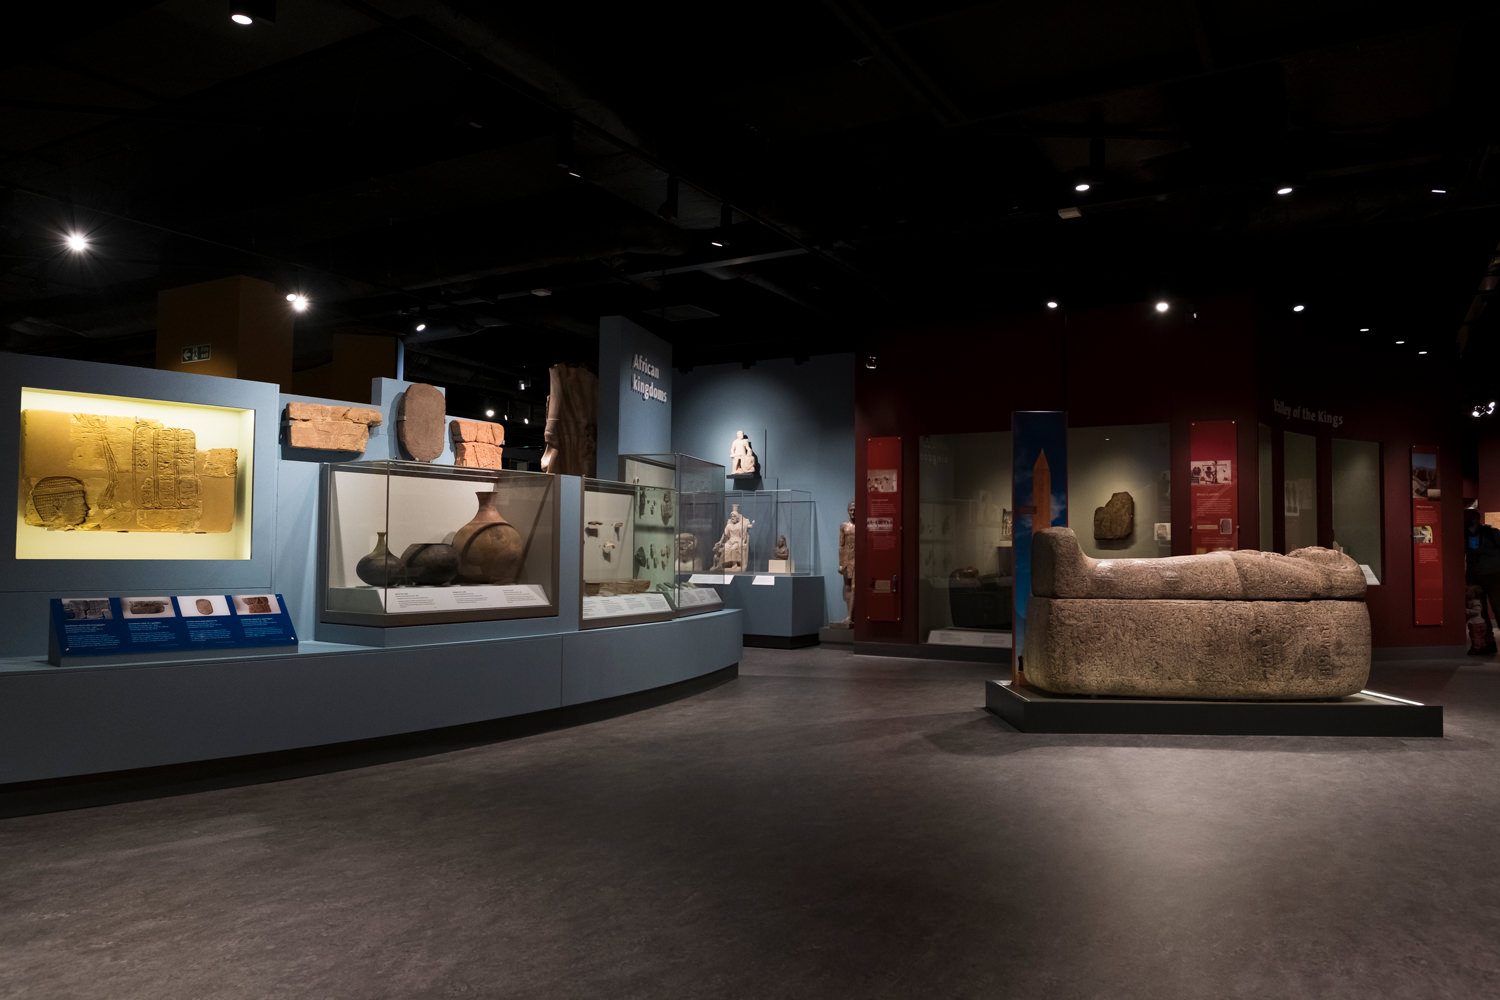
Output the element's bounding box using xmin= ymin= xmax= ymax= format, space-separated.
xmin=449 ymin=418 xmax=505 ymax=469
xmin=1093 ymin=491 xmax=1134 ymax=540
xmin=396 ymin=383 xmax=446 ymax=462
xmin=285 ymin=401 xmax=382 ymax=452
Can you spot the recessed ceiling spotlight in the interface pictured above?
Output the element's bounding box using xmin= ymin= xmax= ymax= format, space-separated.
xmin=518 ymin=379 xmax=527 ymax=391
xmin=1276 ymin=186 xmax=1293 ymax=195
xmin=485 ymin=408 xmax=495 ymax=418
xmin=710 ymin=240 xmax=725 ymax=247
xmin=523 ymin=417 xmax=530 ymax=425
xmin=414 ymin=322 xmax=427 ymax=332
xmin=1418 ymin=350 xmax=1428 ymax=355
xmin=288 ymin=293 xmax=309 ymax=312
xmin=1293 ymin=304 xmax=1305 ymax=312
xmin=1431 ymin=189 xmax=1447 ymax=194
xmin=229 ymin=1 xmax=274 ymax=25
xmin=1359 ymin=327 xmax=1370 ymax=332
xmin=1155 ymin=301 xmax=1170 ymax=313
xmin=1074 ymin=182 xmax=1091 ymax=193
xmin=1395 ymin=339 xmax=1405 ymax=345
xmin=64 ymin=232 xmax=89 ymax=253
xmin=1046 ymin=301 xmax=1058 ymax=309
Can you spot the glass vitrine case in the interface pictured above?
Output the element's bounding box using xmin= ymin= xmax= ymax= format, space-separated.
xmin=621 ymin=453 xmax=725 ymax=615
xmin=717 ymin=489 xmax=814 ymax=575
xmin=319 ymin=460 xmax=559 ymax=627
xmin=581 ymin=478 xmax=677 ymax=627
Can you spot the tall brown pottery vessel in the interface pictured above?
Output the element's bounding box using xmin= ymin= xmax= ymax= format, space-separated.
xmin=452 ymin=491 xmax=524 ymax=584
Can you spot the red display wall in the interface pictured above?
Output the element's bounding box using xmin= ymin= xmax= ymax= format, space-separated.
xmin=853 ymin=295 xmax=1466 ymax=649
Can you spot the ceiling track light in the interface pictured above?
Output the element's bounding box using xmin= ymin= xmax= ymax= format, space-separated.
xmin=229 ymin=0 xmax=275 ymax=25
xmin=64 ymin=232 xmax=90 ymax=253
xmin=1276 ymin=186 xmax=1294 ymax=195
xmin=1046 ymin=300 xmax=1059 ymax=309
xmin=1154 ymin=301 xmax=1170 ymax=313
xmin=1292 ymin=304 xmax=1305 ymax=312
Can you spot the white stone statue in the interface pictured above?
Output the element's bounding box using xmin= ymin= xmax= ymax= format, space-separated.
xmin=729 ymin=430 xmax=758 ymax=477
xmin=719 ymin=503 xmax=754 ymax=572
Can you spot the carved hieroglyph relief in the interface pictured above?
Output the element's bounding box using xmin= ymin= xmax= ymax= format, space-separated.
xmin=21 ymin=410 xmax=237 ymax=533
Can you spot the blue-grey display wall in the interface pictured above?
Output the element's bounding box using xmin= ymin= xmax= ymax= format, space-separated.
xmin=597 ymin=316 xmax=673 ymax=479
xmin=672 ymin=354 xmax=856 ymax=625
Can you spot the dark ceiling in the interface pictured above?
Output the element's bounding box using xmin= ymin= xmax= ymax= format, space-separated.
xmin=4 ymin=0 xmax=1500 ymax=435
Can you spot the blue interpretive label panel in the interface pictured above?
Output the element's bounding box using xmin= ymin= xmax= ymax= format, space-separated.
xmin=49 ymin=594 xmax=297 ymax=665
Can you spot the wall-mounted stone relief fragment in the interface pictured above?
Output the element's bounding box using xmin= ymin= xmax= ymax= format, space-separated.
xmin=396 ymin=383 xmax=446 ymax=462
xmin=285 ymin=402 xmax=382 ymax=452
xmin=21 ymin=410 xmax=236 ymax=533
xmin=449 ymin=418 xmax=505 ymax=469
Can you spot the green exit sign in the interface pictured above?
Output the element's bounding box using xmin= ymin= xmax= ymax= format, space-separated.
xmin=180 ymin=344 xmax=211 ymax=363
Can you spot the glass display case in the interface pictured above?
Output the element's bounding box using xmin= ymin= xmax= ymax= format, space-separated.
xmin=716 ymin=489 xmax=815 ymax=575
xmin=319 ymin=460 xmax=559 ymax=627
xmin=581 ymin=477 xmax=677 ymax=627
xmin=621 ymin=453 xmax=725 ymax=615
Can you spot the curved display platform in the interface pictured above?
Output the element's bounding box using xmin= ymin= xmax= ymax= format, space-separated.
xmin=0 ymin=609 xmax=742 ymax=785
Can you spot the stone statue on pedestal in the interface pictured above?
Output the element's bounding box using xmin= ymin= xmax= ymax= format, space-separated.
xmin=837 ymin=499 xmax=856 ymax=625
xmin=719 ymin=503 xmax=754 ymax=572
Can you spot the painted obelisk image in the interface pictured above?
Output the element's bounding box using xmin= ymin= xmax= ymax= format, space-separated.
xmin=1033 ymin=450 xmax=1051 ymax=531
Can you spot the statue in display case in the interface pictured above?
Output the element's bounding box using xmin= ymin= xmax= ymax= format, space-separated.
xmin=719 ymin=503 xmax=753 ymax=572
xmin=836 ymin=499 xmax=856 ymax=625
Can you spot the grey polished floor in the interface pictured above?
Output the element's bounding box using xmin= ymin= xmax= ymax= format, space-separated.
xmin=3 ymin=648 xmax=1498 ymax=1000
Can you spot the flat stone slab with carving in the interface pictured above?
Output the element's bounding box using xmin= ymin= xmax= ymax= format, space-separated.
xmin=397 ymin=383 xmax=446 ymax=462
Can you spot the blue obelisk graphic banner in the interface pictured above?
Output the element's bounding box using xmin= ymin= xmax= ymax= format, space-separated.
xmin=1012 ymin=411 xmax=1067 ymax=679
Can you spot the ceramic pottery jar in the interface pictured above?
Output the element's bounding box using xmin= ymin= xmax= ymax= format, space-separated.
xmin=355 ymin=531 xmax=405 ymax=587
xmin=452 ymin=492 xmax=524 ymax=584
xmin=399 ymin=542 xmax=460 ymax=586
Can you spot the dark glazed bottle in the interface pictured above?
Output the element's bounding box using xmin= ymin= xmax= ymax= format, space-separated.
xmin=355 ymin=531 xmax=405 ymax=587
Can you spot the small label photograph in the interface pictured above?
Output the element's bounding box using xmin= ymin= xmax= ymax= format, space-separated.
xmin=233 ymin=593 xmax=282 ymax=616
xmin=62 ymin=598 xmax=112 ymax=621
xmin=122 ymin=596 xmax=176 ymax=618
xmin=180 ymin=595 xmax=230 ymax=617
xmin=1219 ymin=518 xmax=1234 ymax=535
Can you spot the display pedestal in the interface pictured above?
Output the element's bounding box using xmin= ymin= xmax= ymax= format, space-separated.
xmin=716 ymin=574 xmax=824 ymax=648
xmin=0 ymin=610 xmax=743 ymax=784
xmin=986 ymin=680 xmax=1443 ymax=737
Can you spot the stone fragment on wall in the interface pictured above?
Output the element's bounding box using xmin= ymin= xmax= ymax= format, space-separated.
xmin=285 ymin=401 xmax=383 ymax=452
xmin=396 ymin=383 xmax=446 ymax=462
xmin=449 ymin=418 xmax=505 ymax=469
xmin=1093 ymin=491 xmax=1134 ymax=539
xmin=21 ymin=409 xmax=236 ymax=533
